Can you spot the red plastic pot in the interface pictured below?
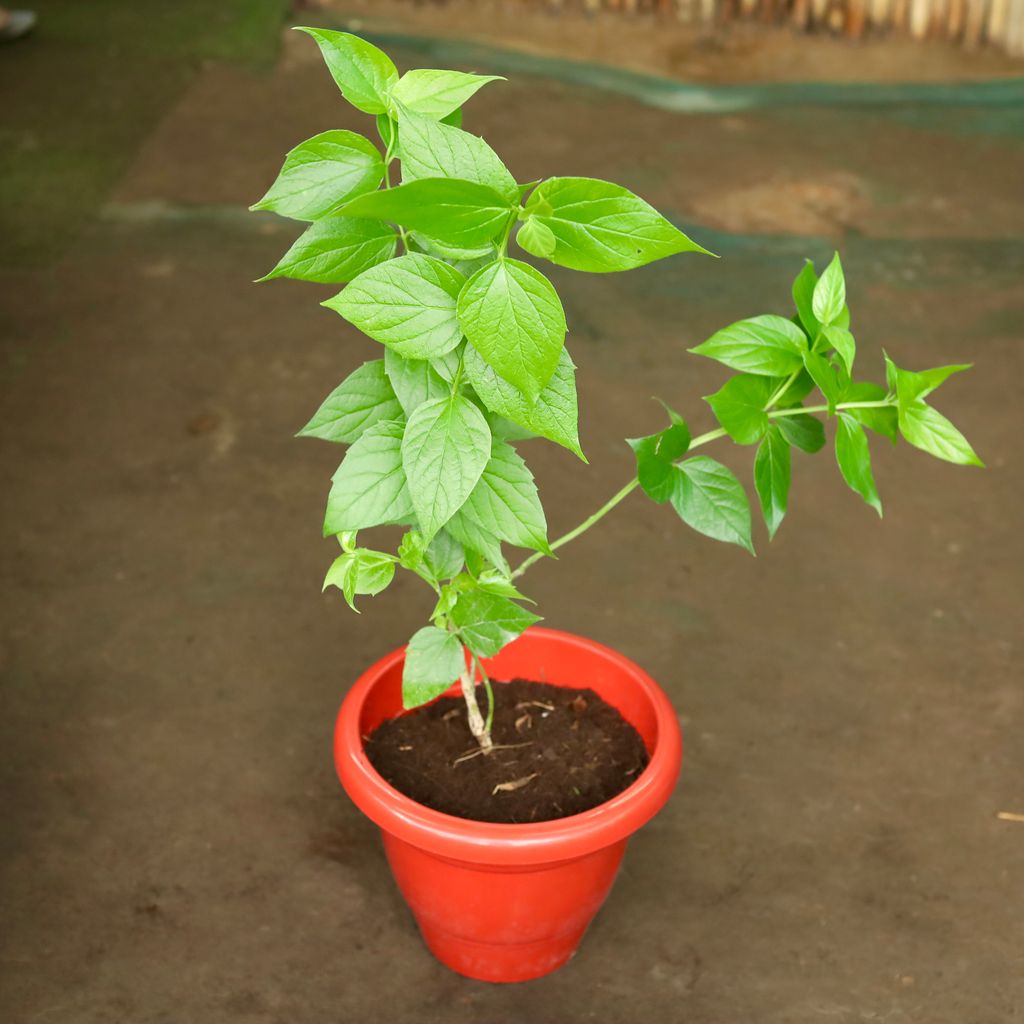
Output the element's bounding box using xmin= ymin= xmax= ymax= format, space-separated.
xmin=333 ymin=626 xmax=683 ymax=983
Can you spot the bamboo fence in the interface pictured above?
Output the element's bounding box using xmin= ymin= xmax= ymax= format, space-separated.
xmin=403 ymin=0 xmax=1024 ymax=56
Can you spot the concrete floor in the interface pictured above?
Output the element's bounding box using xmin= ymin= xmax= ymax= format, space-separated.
xmin=2 ymin=16 xmax=1023 ymax=1024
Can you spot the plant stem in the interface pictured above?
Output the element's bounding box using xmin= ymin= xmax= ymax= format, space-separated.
xmin=689 ymin=426 xmax=729 ymax=447
xmin=381 ymin=134 xmax=409 ymax=251
xmin=765 ymin=368 xmax=801 ymax=408
xmin=460 ymin=660 xmax=493 ymax=753
xmin=511 ymin=400 xmax=895 ymax=581
xmin=511 ymin=426 xmax=728 ymax=579
xmin=512 ymin=477 xmax=638 ymax=579
xmin=496 ymin=210 xmax=518 ymax=259
xmin=768 ymin=399 xmax=893 ymax=418
xmin=473 ymin=654 xmax=496 ymax=735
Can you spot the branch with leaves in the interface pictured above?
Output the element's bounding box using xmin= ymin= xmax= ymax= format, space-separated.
xmin=253 ymin=30 xmax=981 ymax=754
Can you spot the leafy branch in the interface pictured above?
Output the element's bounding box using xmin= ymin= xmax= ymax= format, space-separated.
xmin=253 ymin=30 xmax=981 ymax=754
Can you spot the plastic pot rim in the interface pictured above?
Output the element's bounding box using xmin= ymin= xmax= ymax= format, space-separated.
xmin=333 ymin=626 xmax=683 ymax=868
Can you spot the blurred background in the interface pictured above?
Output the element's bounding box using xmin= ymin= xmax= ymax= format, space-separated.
xmin=2 ymin=2 xmax=1022 ymax=1022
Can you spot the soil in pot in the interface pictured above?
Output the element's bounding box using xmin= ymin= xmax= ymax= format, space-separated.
xmin=364 ymin=679 xmax=649 ymax=824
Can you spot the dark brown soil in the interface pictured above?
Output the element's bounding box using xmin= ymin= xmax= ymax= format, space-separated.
xmin=365 ymin=679 xmax=650 ymax=824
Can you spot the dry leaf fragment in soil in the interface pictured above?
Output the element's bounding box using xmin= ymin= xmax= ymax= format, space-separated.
xmin=493 ymin=773 xmax=539 ymax=795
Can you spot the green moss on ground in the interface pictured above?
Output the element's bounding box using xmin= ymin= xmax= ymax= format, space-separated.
xmin=0 ymin=0 xmax=290 ymax=266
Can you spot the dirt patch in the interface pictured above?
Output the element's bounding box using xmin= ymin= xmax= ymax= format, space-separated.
xmin=365 ymin=679 xmax=650 ymax=823
xmin=322 ymin=0 xmax=1024 ymax=84
xmin=690 ymin=170 xmax=870 ymax=236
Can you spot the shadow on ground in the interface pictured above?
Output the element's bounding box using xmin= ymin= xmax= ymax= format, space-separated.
xmin=1 ymin=12 xmax=1022 ymax=1024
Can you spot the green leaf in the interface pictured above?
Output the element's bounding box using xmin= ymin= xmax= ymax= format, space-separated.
xmin=383 ymin=348 xmax=459 ymax=416
xmin=627 ymin=405 xmax=690 ymax=504
xmin=823 ymin=324 xmax=856 ymax=376
xmin=776 ymin=410 xmax=826 ymax=453
xmin=397 ymin=108 xmax=517 ymax=202
xmin=516 ymin=217 xmax=557 ymax=259
xmin=520 ymin=177 xmax=712 ymax=272
xmin=401 ymin=395 xmax=493 ymax=541
xmin=458 ymin=258 xmax=566 ymax=402
xmin=298 ymin=360 xmax=403 ymax=443
xmin=450 ymin=589 xmax=541 ymax=658
xmin=391 ymin=69 xmax=504 ymax=119
xmin=812 ymin=252 xmax=846 ymax=327
xmin=295 ymin=28 xmax=398 ymax=115
xmin=753 ymin=425 xmax=790 ymax=539
xmin=487 ymin=412 xmax=538 ymax=443
xmin=464 ymin=344 xmax=584 ymax=460
xmin=352 ymin=551 xmax=395 ymax=595
xmin=802 ymin=350 xmax=841 ymax=413
xmin=475 ymin=569 xmax=532 ymax=602
xmin=627 ymin=435 xmax=670 ymax=503
xmin=690 ymin=315 xmax=807 ymax=377
xmin=885 ymin=355 xmax=973 ymax=406
xmin=883 ymin=356 xmax=980 ymax=465
xmin=704 ymin=374 xmax=775 ymax=445
xmin=668 ymin=456 xmax=754 ymax=554
xmin=426 ymin=531 xmax=465 ymax=580
xmin=323 ymin=549 xmax=395 ymax=612
xmin=444 ymin=508 xmax=507 ymax=571
xmin=402 ymin=626 xmax=466 ymax=709
xmin=653 ymin=404 xmax=691 ymax=455
xmin=792 ymin=259 xmax=820 ymax=339
xmin=911 ymin=363 xmax=973 ymax=400
xmin=835 ymin=414 xmax=882 ymax=515
xmin=323 ymin=552 xmax=359 ymax=609
xmin=341 ymin=177 xmax=513 ymax=249
xmin=324 ymin=420 xmax=414 ymax=535
xmin=397 ymin=529 xmax=430 ymax=579
xmin=323 ymin=253 xmax=465 ymax=359
xmin=898 ymin=400 xmax=983 ymax=467
xmin=460 ymin=441 xmax=549 ymax=553
xmin=409 ymin=231 xmax=494 ymax=266
xmin=260 ymin=215 xmax=396 ymax=284
xmin=399 ymin=528 xmax=464 ymax=586
xmin=376 ymin=113 xmax=397 ymax=153
xmin=779 ymin=369 xmax=817 ymax=405
xmin=251 ymin=131 xmax=384 ymax=221
xmin=842 ymin=381 xmax=897 ymax=442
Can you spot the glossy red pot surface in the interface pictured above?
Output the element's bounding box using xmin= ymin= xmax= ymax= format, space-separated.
xmin=334 ymin=626 xmax=683 ymax=982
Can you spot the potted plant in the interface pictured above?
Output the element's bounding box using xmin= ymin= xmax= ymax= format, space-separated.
xmin=252 ymin=28 xmax=982 ymax=983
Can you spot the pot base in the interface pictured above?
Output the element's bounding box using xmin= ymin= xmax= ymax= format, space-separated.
xmin=419 ymin=925 xmax=581 ymax=983
xmin=383 ymin=829 xmax=627 ymax=983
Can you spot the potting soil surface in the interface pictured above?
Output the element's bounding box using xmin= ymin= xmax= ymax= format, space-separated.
xmin=366 ymin=679 xmax=650 ymax=823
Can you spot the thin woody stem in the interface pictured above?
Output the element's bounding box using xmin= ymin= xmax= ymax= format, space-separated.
xmin=460 ymin=659 xmax=493 ymax=753
xmin=512 ymin=426 xmax=728 ymax=579
xmin=512 ymin=400 xmax=895 ymax=581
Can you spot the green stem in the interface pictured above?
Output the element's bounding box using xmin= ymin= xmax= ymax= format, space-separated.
xmin=765 ymin=368 xmax=801 ymax=409
xmin=511 ymin=426 xmax=728 ymax=580
xmin=511 ymin=399 xmax=895 ymax=581
xmin=450 ymin=348 xmax=466 ymax=395
xmin=768 ymin=399 xmax=894 ymax=419
xmin=496 ymin=209 xmax=519 ymax=259
xmin=512 ymin=477 xmax=639 ymax=579
xmin=382 ymin=134 xmax=409 ymax=251
xmin=473 ymin=654 xmax=495 ymax=735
